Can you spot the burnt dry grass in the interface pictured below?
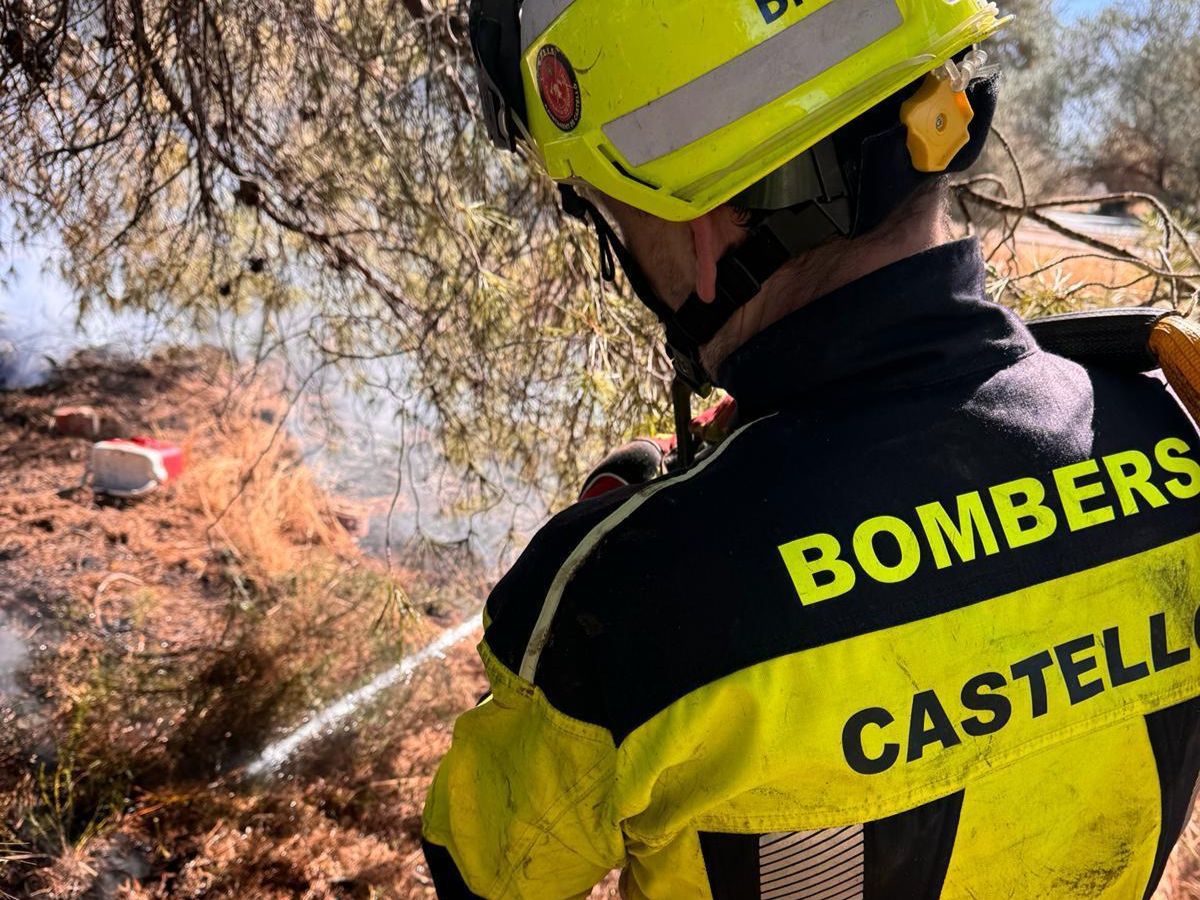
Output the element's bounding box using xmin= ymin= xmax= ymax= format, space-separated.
xmin=0 ymin=350 xmax=489 ymax=898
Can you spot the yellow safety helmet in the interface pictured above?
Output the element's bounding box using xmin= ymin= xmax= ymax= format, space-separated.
xmin=469 ymin=0 xmax=1009 ymax=449
xmin=470 ymin=0 xmax=1007 ymax=222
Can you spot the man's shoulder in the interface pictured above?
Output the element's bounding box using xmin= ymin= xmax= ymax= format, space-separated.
xmin=483 ymin=480 xmax=648 ymax=676
xmin=1079 ymin=359 xmax=1200 ymax=446
xmin=482 ymin=419 xmax=771 ymax=685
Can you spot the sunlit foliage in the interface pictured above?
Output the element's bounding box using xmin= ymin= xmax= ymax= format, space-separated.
xmin=0 ymin=0 xmax=671 ymax=513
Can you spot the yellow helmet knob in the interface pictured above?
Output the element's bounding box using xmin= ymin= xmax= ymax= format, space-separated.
xmin=900 ymin=74 xmax=976 ymax=174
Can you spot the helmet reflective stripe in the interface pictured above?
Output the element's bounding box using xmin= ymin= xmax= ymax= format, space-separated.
xmin=603 ymin=0 xmax=903 ymax=168
xmin=508 ymin=0 xmax=1006 ymax=221
xmin=520 ymin=0 xmax=575 ymax=50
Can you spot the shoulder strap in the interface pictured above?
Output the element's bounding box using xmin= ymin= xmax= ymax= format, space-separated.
xmin=1026 ymin=308 xmax=1165 ymax=373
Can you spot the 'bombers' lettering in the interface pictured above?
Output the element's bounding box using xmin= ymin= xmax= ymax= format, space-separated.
xmin=779 ymin=438 xmax=1200 ymax=606
xmin=841 ymin=607 xmax=1200 ymax=775
xmin=915 ymin=493 xmax=999 ymax=570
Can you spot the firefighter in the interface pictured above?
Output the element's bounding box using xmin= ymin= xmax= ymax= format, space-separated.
xmin=422 ymin=1 xmax=1200 ymax=897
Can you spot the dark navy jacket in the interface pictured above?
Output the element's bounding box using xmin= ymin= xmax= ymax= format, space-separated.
xmin=424 ymin=240 xmax=1200 ymax=900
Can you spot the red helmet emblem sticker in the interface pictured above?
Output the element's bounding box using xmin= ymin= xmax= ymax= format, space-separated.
xmin=536 ymin=45 xmax=581 ymax=132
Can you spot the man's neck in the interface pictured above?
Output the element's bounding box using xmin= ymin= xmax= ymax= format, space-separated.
xmin=701 ymin=199 xmax=955 ymax=373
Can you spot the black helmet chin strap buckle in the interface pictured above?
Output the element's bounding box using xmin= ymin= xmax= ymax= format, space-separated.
xmin=666 ymin=341 xmax=712 ymax=396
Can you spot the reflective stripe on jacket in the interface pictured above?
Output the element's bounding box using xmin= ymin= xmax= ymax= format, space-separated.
xmin=423 ymin=239 xmax=1200 ymax=899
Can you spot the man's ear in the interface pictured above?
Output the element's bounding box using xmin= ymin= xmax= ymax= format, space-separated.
xmin=688 ymin=211 xmax=723 ymax=304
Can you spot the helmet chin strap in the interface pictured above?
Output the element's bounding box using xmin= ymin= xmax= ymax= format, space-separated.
xmin=668 ymin=195 xmax=853 ymax=388
xmin=563 ymin=200 xmax=854 ymax=369
xmin=561 ymin=177 xmax=852 ymax=468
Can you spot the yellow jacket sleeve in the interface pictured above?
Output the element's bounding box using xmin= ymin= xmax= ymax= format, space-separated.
xmin=422 ymin=642 xmax=625 ymax=899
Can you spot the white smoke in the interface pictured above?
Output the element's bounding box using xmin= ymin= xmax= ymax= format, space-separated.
xmin=0 ymin=335 xmax=55 ymax=390
xmin=0 ymin=616 xmax=29 ymax=695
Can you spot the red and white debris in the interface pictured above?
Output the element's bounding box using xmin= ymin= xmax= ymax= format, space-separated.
xmin=92 ymin=438 xmax=185 ymax=497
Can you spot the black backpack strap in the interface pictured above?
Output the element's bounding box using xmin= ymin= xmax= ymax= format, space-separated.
xmin=1026 ymin=308 xmax=1170 ymax=374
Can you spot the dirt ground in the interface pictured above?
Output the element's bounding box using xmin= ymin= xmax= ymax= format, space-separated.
xmin=0 ymin=347 xmax=1198 ymax=898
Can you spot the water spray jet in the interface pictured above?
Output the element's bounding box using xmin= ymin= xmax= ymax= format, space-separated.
xmin=244 ymin=617 xmax=480 ymax=777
